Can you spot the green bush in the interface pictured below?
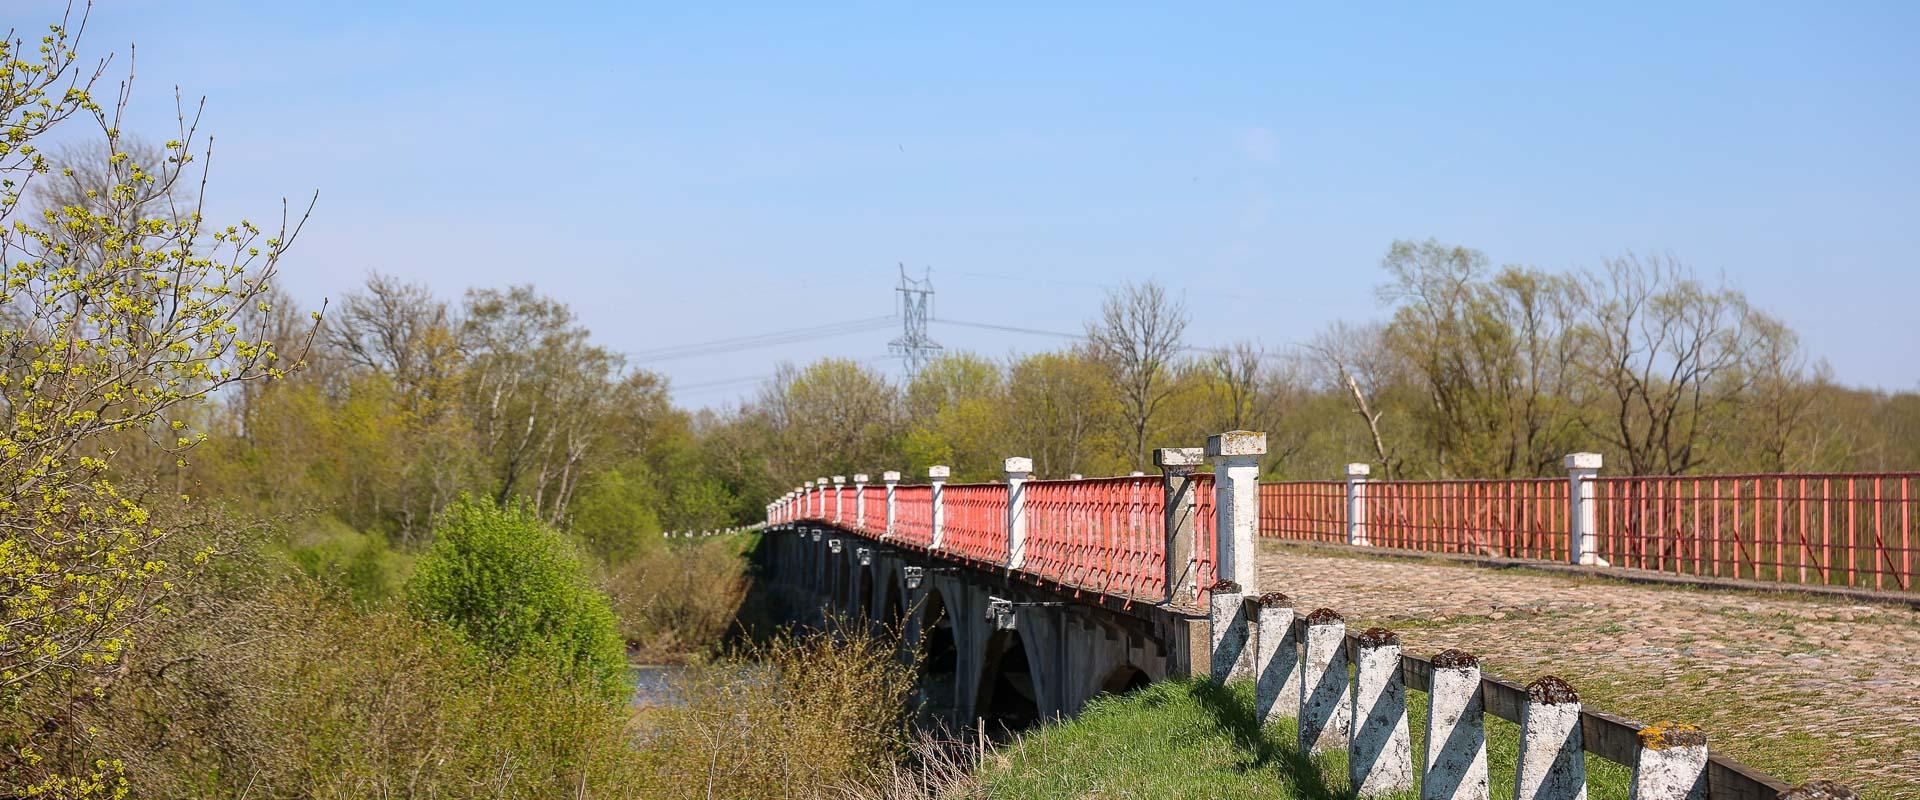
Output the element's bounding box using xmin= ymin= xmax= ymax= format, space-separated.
xmin=406 ymin=496 xmax=627 ymax=697
xmin=568 ymin=457 xmax=663 ymax=563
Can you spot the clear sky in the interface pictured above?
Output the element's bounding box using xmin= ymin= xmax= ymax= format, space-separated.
xmin=30 ymin=1 xmax=1919 ymax=405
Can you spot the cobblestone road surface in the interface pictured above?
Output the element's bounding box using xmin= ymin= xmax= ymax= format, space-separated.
xmin=1254 ymin=543 xmax=1920 ymax=799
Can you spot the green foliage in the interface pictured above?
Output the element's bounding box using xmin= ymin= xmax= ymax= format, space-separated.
xmin=405 ymin=497 xmax=626 ymax=697
xmin=606 ymin=535 xmax=749 ymax=660
xmin=567 ymin=457 xmax=663 ymax=563
xmin=284 ymin=515 xmax=409 ymax=606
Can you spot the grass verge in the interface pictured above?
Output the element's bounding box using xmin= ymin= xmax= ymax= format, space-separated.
xmin=975 ymin=678 xmax=1632 ymax=800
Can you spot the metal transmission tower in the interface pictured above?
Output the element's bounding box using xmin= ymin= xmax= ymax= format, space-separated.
xmin=887 ymin=264 xmax=942 ymax=380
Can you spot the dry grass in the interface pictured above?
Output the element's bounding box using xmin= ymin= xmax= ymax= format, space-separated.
xmin=606 ymin=536 xmax=753 ymax=662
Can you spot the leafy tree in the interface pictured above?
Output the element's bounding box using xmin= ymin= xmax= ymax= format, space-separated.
xmin=566 ymin=456 xmax=662 ymax=562
xmin=0 ymin=12 xmax=317 ymax=792
xmin=405 ymin=497 xmax=626 ymax=697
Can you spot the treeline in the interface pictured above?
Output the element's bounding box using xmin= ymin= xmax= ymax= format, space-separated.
xmin=727 ymin=242 xmax=1919 ymax=490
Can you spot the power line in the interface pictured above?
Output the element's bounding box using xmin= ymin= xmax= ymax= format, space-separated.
xmin=628 ymin=315 xmax=895 ymax=364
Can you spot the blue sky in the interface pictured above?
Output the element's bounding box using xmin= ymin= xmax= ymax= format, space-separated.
xmin=30 ymin=1 xmax=1919 ymax=404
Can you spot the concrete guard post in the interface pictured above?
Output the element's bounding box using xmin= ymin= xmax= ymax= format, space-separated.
xmin=1631 ymin=723 xmax=1708 ymax=800
xmin=1205 ymin=430 xmax=1266 ymax=596
xmin=1299 ymin=607 xmax=1351 ymax=753
xmin=1515 ymin=676 xmax=1587 ymax=800
xmin=853 ymin=473 xmax=869 ymax=528
xmin=1350 ymin=627 xmax=1414 ymax=796
xmin=882 ymin=470 xmax=901 ymax=538
xmin=1154 ymin=447 xmax=1204 ymax=603
xmin=1566 ymin=453 xmax=1608 ymax=566
xmin=928 ymin=465 xmax=950 ymax=550
xmin=831 ymin=475 xmax=846 ymax=523
xmin=803 ymin=480 xmax=814 ymax=519
xmin=1423 ymin=649 xmax=1489 ymax=800
xmin=1207 ymin=579 xmax=1249 ymax=682
xmin=816 ymin=477 xmax=830 ymax=520
xmin=1345 ymin=462 xmax=1371 ymax=546
xmin=1005 ymin=456 xmax=1033 ymax=569
xmin=1253 ymin=592 xmax=1299 ymax=723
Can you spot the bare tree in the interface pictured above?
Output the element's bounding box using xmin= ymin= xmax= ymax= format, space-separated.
xmin=1208 ymin=341 xmax=1264 ymax=431
xmin=1086 ymin=281 xmax=1188 ymax=468
xmin=1308 ymin=321 xmax=1402 ymax=478
xmin=1575 ymin=254 xmax=1783 ymax=475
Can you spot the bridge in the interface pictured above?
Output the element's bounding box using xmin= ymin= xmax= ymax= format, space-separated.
xmin=760 ymin=430 xmax=1907 ymax=800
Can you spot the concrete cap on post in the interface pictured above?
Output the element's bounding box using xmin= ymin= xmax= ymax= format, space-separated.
xmin=1346 ymin=462 xmax=1372 ymax=478
xmin=928 ymin=465 xmax=951 ymax=480
xmin=1004 ymin=456 xmax=1033 ymax=476
xmin=1206 ymin=430 xmax=1268 ymax=458
xmin=1564 ymin=452 xmax=1603 ymax=471
xmin=882 ymin=470 xmax=901 ymax=483
xmin=854 ymin=473 xmax=869 ymax=483
xmin=1069 ymin=473 xmax=1084 ymax=480
xmin=832 ymin=475 xmax=846 ymax=486
xmin=1154 ymin=447 xmax=1205 ymax=468
xmin=817 ymin=476 xmax=830 ymax=486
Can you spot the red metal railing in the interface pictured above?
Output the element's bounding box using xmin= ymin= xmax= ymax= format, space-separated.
xmin=854 ymin=486 xmax=884 ymax=534
xmin=1025 ymin=476 xmax=1165 ymax=601
xmin=1367 ymin=478 xmax=1571 ymax=561
xmin=1193 ymin=473 xmax=1217 ymax=601
xmin=1257 ymin=481 xmax=1345 ymax=543
xmin=892 ymin=485 xmax=934 ymax=547
xmin=940 ymin=483 xmax=1011 ymax=565
xmin=1594 ymin=473 xmax=1916 ymax=591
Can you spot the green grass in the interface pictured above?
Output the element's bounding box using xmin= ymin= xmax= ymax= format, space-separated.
xmin=977 ymin=678 xmax=1633 ymax=800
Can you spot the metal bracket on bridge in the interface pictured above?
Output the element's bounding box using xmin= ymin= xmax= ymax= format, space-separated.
xmin=986 ymin=597 xmax=1066 ymax=630
xmin=856 ymin=547 xmax=872 ymax=566
xmin=903 ymin=566 xmax=925 ymax=590
xmin=810 ymin=529 xmax=822 ymax=542
xmin=828 ymin=538 xmax=843 ymax=554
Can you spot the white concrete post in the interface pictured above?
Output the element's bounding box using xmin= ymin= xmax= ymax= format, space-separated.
xmin=1299 ymin=607 xmax=1351 ymax=753
xmin=1253 ymin=592 xmax=1300 ymax=723
xmin=803 ymin=481 xmax=814 ymax=518
xmin=853 ymin=473 xmax=869 ymax=528
xmin=882 ymin=470 xmax=901 ymax=538
xmin=1423 ymin=649 xmax=1489 ymax=800
xmin=1515 ymin=676 xmax=1587 ymax=800
xmin=1004 ymin=457 xmax=1033 ymax=569
xmin=928 ymin=465 xmax=950 ymax=550
xmin=1206 ymin=580 xmax=1249 ymax=682
xmin=1155 ymin=447 xmax=1205 ymax=603
xmin=816 ymin=477 xmax=830 ymax=519
xmin=1349 ymin=627 xmax=1413 ymax=796
xmin=1566 ymin=453 xmax=1607 ymax=566
xmin=1206 ymin=430 xmax=1266 ymax=595
xmin=1069 ymin=473 xmax=1084 ymax=480
xmin=1346 ymin=462 xmax=1372 ymax=546
xmin=1630 ymin=723 xmax=1708 ymax=800
xmin=832 ymin=475 xmax=847 ymax=523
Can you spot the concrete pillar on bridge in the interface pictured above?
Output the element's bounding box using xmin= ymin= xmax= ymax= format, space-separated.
xmin=1345 ymin=463 xmax=1371 ymax=546
xmin=1155 ymin=447 xmax=1204 ymax=603
xmin=803 ymin=480 xmax=814 ymax=519
xmin=816 ymin=477 xmax=830 ymax=520
xmin=882 ymin=471 xmax=901 ymax=538
xmin=1566 ymin=453 xmax=1607 ymax=567
xmin=1206 ymin=430 xmax=1266 ymax=595
xmin=1005 ymin=457 xmax=1033 ymax=569
xmin=853 ymin=474 xmax=869 ymax=528
xmin=928 ymin=465 xmax=950 ymax=550
xmin=832 ymin=475 xmax=847 ymax=523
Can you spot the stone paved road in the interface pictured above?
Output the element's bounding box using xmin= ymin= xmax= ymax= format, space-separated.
xmin=1254 ymin=542 xmax=1920 ymax=799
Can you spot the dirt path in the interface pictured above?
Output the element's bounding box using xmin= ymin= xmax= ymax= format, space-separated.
xmin=1254 ymin=543 xmax=1920 ymax=799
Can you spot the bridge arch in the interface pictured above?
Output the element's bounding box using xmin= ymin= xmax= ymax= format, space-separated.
xmin=915 ymin=587 xmax=961 ymax=728
xmin=832 ymin=550 xmax=851 ymax=617
xmin=856 ymin=561 xmax=876 ymax=621
xmin=974 ymin=626 xmax=1042 ymax=734
xmin=1095 ymin=662 xmax=1151 ymax=697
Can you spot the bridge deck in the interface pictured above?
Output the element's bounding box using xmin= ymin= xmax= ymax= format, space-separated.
xmin=1255 ymin=541 xmax=1920 ymax=797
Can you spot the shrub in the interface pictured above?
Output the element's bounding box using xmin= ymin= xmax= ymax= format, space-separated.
xmin=568 ymin=457 xmax=663 ymax=563
xmin=405 ymin=496 xmax=627 ymax=696
xmin=606 ymin=535 xmax=750 ymax=661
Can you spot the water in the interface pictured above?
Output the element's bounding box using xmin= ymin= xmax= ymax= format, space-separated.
xmin=629 ymin=664 xmax=686 ymax=707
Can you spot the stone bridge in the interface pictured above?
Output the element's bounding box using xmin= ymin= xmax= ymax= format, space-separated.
xmin=758 ymin=430 xmax=1899 ymax=799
